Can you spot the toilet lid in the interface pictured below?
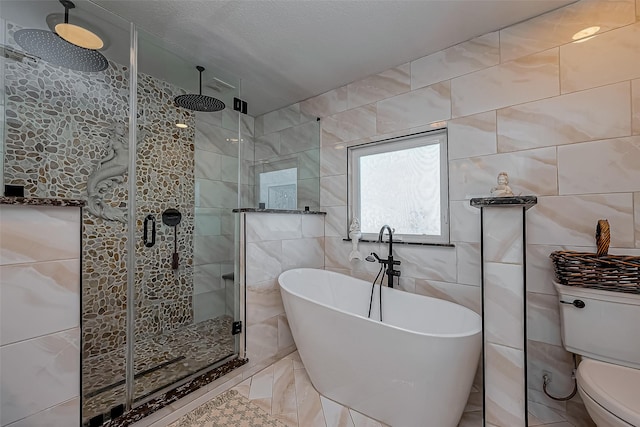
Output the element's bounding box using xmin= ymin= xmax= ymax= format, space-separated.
xmin=577 ymin=359 xmax=640 ymax=426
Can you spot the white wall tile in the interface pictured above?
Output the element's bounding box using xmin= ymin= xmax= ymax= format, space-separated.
xmin=411 ymin=32 xmax=500 ymax=90
xmin=0 ymin=206 xmax=80 ymax=266
xmin=0 ymin=329 xmax=79 ymax=426
xmin=321 ymin=105 xmax=377 ymax=146
xmin=194 ymin=263 xmax=223 ymax=293
xmin=347 ymin=64 xmax=410 ymax=110
xmin=263 ymin=104 xmax=301 ymax=135
xmin=557 ymin=136 xmax=640 ymax=195
xmin=497 ymin=82 xmax=632 ymax=152
xmin=246 ymin=240 xmax=282 ymax=284
xmin=320 ymin=145 xmax=347 ymax=177
xmin=484 ymin=208 xmax=524 ymax=264
xmin=1 ymin=260 xmax=79 ymax=346
xmin=5 ymin=397 xmax=79 ymax=427
xmin=451 ymin=49 xmax=559 ymax=118
xmin=323 ymin=206 xmax=347 ymax=238
xmin=449 ymin=147 xmax=558 ymax=200
xmin=485 ymin=262 xmax=525 ymax=350
xmin=281 ymin=237 xmax=325 ymax=270
xmin=246 ymin=279 xmax=284 ymax=326
xmin=527 ymin=292 xmax=562 ymax=346
xmin=393 ymin=245 xmax=457 ymax=282
xmin=485 ymin=343 xmax=526 ymax=427
xmin=246 ymin=316 xmax=278 ymax=364
xmin=194 ymin=150 xmax=222 ymax=180
xmin=301 ymin=215 xmax=325 ymax=238
xmin=376 ymin=82 xmax=451 ymax=134
xmin=456 ymin=242 xmax=481 ymax=287
xmin=415 ymin=279 xmax=481 ymax=314
xmin=560 ymin=21 xmax=640 ymax=94
xmin=320 ymin=175 xmax=347 ymax=207
xmin=300 ymin=87 xmax=348 ymax=119
xmin=528 ymin=194 xmax=635 ymax=247
xmin=450 ymin=200 xmax=481 ymax=243
xmin=448 ymin=111 xmax=497 ymax=160
xmin=500 ymin=0 xmax=636 ymax=62
xmin=246 ymin=213 xmax=302 ymax=242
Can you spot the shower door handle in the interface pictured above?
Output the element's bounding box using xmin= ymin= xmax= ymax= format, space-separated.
xmin=144 ymin=214 xmax=156 ymax=248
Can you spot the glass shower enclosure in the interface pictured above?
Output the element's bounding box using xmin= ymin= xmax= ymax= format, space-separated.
xmin=0 ymin=1 xmax=246 ymax=424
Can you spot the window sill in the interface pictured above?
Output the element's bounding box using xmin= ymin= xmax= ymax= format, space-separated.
xmin=342 ymin=238 xmax=455 ymax=248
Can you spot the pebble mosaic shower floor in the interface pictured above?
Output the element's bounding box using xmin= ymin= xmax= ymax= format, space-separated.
xmin=83 ymin=315 xmax=235 ymax=422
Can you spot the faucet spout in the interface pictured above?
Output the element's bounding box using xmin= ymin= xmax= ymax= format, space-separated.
xmin=377 ymin=225 xmax=400 ymax=288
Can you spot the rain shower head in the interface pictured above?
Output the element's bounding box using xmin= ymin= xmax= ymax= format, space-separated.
xmin=14 ymin=29 xmax=108 ymax=72
xmin=13 ymin=0 xmax=108 ymax=73
xmin=174 ymin=66 xmax=226 ymax=112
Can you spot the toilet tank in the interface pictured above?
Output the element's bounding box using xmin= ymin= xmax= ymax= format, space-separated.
xmin=554 ymin=282 xmax=640 ymax=370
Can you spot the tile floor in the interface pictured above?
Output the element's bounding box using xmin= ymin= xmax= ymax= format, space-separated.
xmin=137 ymin=350 xmax=589 ymax=427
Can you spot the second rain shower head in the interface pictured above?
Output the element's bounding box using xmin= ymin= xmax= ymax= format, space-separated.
xmin=174 ymin=66 xmax=226 ymax=112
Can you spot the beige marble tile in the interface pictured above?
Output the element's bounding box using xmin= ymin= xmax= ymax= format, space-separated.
xmin=323 ymin=205 xmax=348 ymax=238
xmin=485 ymin=343 xmax=526 ymax=427
xmin=527 ymin=292 xmax=562 ymax=346
xmin=635 ymin=192 xmax=640 ymax=247
xmin=565 ymin=398 xmax=597 ymax=427
xmin=484 ymin=208 xmax=524 ymax=264
xmin=6 ymin=397 xmax=80 ymax=427
xmin=0 ymin=328 xmax=80 ymax=426
xmin=412 ymin=32 xmax=500 ymax=90
xmin=450 ymin=200 xmax=481 ymax=243
xmin=301 ymin=86 xmax=348 ymax=119
xmin=458 ymin=410 xmax=483 ymax=427
xmin=322 ymin=105 xmax=377 ymax=146
xmin=320 ymin=174 xmax=347 ymax=207
xmin=558 ymin=136 xmax=640 ymax=195
xmin=231 ymin=377 xmax=252 ymax=398
xmin=281 ymin=237 xmax=325 ymax=270
xmin=527 ymin=340 xmax=575 ymax=395
xmin=0 ymin=259 xmax=79 ymax=346
xmin=294 ymin=368 xmax=325 ymax=427
xmin=349 ymin=409 xmax=385 ymax=427
xmin=246 ymin=213 xmax=302 ymax=242
xmin=634 ymin=79 xmax=640 ymax=135
xmin=246 ymin=278 xmax=284 ymax=326
xmin=302 ymin=215 xmax=324 ymax=238
xmin=394 ymin=244 xmax=457 ymax=282
xmin=485 ymin=263 xmax=525 ymax=349
xmin=560 ymin=21 xmax=640 ymax=94
xmin=456 ymin=242 xmax=482 ymax=287
xmin=246 ymin=240 xmax=282 ymax=284
xmin=271 ymin=358 xmax=296 ymax=415
xmin=376 ymin=81 xmax=451 ymax=134
xmin=273 ymin=412 xmax=299 ymax=427
xmin=415 ymin=279 xmax=481 ymax=314
xmin=246 ymin=316 xmax=279 ymax=365
xmin=498 ymin=82 xmax=632 ymax=152
xmin=0 ymin=205 xmax=80 ymax=266
xmin=449 ymin=147 xmax=558 ymax=200
xmin=452 ymin=49 xmax=559 ymax=118
xmin=263 ymin=104 xmax=301 ymax=135
xmin=324 ymin=236 xmax=352 ymax=270
xmin=529 ymin=194 xmax=635 ymax=247
xmin=280 ymin=121 xmax=320 ymax=156
xmin=448 ymin=111 xmax=497 ymax=160
xmin=321 ymin=395 xmax=355 ymax=427
xmin=320 ymin=144 xmax=348 ymax=177
xmin=277 ymin=314 xmax=295 ymax=351
xmin=526 ymin=244 xmax=566 ymax=295
xmin=348 ymin=63 xmax=410 ymax=109
xmin=500 ymin=0 xmax=636 ymax=62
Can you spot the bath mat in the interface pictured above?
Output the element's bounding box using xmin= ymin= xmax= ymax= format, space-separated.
xmin=168 ymin=389 xmax=287 ymax=427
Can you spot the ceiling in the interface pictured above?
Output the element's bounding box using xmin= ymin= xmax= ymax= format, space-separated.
xmin=5 ymin=0 xmax=576 ymax=116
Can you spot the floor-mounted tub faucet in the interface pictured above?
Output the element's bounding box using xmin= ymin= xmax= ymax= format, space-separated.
xmin=377 ymin=225 xmax=401 ymax=288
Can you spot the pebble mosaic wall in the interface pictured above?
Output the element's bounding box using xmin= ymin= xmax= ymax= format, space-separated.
xmin=2 ymin=21 xmax=197 ymax=416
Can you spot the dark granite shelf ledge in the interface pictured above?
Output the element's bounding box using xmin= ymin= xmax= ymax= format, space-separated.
xmin=470 ymin=196 xmax=537 ymax=210
xmin=233 ymin=207 xmax=326 ymax=215
xmin=343 ymin=238 xmax=455 ymax=248
xmin=0 ymin=196 xmax=86 ymax=207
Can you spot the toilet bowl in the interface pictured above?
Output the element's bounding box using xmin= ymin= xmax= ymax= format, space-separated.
xmin=554 ymin=282 xmax=640 ymax=427
xmin=576 ymin=358 xmax=640 ymax=427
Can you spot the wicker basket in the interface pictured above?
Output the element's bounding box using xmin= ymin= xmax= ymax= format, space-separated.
xmin=549 ymin=220 xmax=640 ymax=294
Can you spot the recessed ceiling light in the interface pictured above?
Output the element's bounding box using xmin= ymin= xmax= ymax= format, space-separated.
xmin=572 ymin=26 xmax=600 ymax=42
xmin=176 ymin=123 xmax=188 ymax=129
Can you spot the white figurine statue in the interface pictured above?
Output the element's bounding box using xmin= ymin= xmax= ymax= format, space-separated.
xmin=490 ymin=171 xmax=514 ymax=197
xmin=348 ymin=218 xmax=363 ymax=261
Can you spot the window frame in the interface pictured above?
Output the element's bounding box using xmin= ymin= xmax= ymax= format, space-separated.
xmin=347 ymin=129 xmax=450 ymax=244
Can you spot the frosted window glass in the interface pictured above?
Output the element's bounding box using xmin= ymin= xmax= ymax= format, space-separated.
xmin=359 ymin=144 xmax=440 ymax=235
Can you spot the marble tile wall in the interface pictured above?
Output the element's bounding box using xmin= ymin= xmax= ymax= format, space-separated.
xmin=241 ymin=212 xmax=325 ymax=369
xmin=260 ymin=1 xmax=639 ymax=425
xmin=0 ymin=205 xmax=81 ymax=427
xmin=253 ymin=107 xmax=321 ymax=210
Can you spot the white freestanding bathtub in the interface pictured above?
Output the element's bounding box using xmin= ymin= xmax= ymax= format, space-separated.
xmin=279 ymin=268 xmax=482 ymax=427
